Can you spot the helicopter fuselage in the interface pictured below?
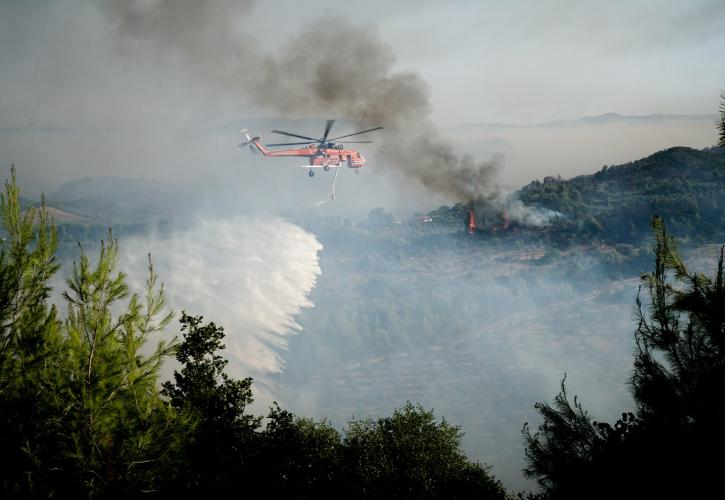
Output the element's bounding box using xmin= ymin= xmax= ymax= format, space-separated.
xmin=249 ymin=141 xmax=366 ymax=169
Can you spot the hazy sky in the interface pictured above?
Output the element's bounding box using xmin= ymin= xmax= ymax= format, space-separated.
xmin=246 ymin=0 xmax=725 ymax=125
xmin=2 ymin=0 xmax=722 ymax=125
xmin=0 ymin=0 xmax=723 ymax=205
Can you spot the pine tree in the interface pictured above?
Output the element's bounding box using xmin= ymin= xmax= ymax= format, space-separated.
xmin=627 ymin=215 xmax=725 ymax=495
xmin=0 ymin=166 xmax=65 ymax=497
xmin=523 ymin=216 xmax=725 ymax=498
xmin=62 ymin=235 xmax=177 ymax=495
xmin=0 ymin=168 xmax=183 ymax=497
xmin=522 ymin=376 xmax=607 ymax=495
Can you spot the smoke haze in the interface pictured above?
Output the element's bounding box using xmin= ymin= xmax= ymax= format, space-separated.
xmin=270 ymin=225 xmax=642 ymax=488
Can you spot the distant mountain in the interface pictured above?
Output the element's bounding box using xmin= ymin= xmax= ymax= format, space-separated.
xmin=49 ymin=177 xmax=167 ymax=201
xmin=460 ymin=113 xmax=718 ymax=129
xmin=0 ymin=126 xmax=122 ymax=135
xmin=47 ymin=177 xmax=187 ymax=226
xmin=0 ymin=126 xmax=78 ymax=135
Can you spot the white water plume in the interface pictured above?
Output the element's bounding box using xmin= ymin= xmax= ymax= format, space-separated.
xmin=120 ymin=216 xmax=322 ymax=389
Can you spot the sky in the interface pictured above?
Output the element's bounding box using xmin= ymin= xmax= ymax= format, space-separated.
xmin=246 ymin=0 xmax=725 ymax=125
xmin=0 ymin=0 xmax=723 ymax=208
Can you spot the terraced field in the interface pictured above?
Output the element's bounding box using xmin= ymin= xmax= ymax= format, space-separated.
xmin=273 ymin=238 xmax=642 ymax=489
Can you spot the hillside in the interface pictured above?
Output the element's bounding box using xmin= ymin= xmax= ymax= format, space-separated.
xmin=460 ymin=112 xmax=719 ymax=129
xmin=519 ymin=146 xmax=725 ymax=243
xmin=47 ymin=177 xmax=188 ymax=226
xmin=423 ymin=146 xmax=725 ymax=247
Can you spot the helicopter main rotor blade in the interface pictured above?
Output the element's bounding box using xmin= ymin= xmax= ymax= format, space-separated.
xmin=271 ymin=130 xmax=318 ymax=141
xmin=329 ymin=126 xmax=383 ymax=141
xmin=266 ymin=140 xmax=371 ymax=146
xmin=322 ymin=119 xmax=335 ymax=140
xmin=266 ymin=141 xmax=314 ymax=146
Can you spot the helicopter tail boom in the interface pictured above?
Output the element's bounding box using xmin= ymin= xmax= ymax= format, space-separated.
xmin=238 ymin=129 xmax=270 ymax=155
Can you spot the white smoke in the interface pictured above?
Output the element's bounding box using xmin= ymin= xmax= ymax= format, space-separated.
xmin=120 ymin=216 xmax=322 ymax=397
xmin=497 ymin=192 xmax=562 ymax=227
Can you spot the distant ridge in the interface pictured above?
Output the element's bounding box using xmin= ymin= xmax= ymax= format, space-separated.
xmin=48 ymin=176 xmax=167 ymax=202
xmin=0 ymin=126 xmax=121 ymax=135
xmin=46 ymin=176 xmax=187 ymax=226
xmin=460 ymin=113 xmax=718 ymax=129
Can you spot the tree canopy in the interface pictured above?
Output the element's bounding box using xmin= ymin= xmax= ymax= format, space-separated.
xmin=523 ymin=216 xmax=725 ymax=498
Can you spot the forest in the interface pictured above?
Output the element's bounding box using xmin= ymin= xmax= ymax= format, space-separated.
xmin=425 ymin=145 xmax=725 ymax=247
xmin=3 ymin=165 xmax=725 ymax=498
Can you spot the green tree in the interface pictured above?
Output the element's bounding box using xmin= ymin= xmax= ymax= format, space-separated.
xmin=522 ymin=377 xmax=606 ymax=495
xmin=62 ymin=239 xmax=177 ymax=495
xmin=627 ymin=215 xmax=725 ymax=495
xmin=342 ymin=402 xmax=506 ymax=499
xmin=523 ymin=216 xmax=725 ymax=498
xmin=254 ymin=403 xmax=343 ymax=498
xmin=0 ymin=167 xmax=65 ymax=497
xmin=160 ymin=313 xmax=261 ymax=494
xmin=0 ymin=168 xmax=181 ymax=497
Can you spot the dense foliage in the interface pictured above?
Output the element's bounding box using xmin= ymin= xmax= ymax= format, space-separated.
xmin=421 ymin=146 xmax=725 ymax=248
xmin=0 ymin=170 xmax=505 ymax=498
xmin=520 ymin=147 xmax=725 ymax=245
xmin=523 ymin=216 xmax=725 ymax=498
xmin=0 ymin=168 xmax=182 ymax=496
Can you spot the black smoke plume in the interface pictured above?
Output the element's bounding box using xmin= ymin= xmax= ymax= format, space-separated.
xmin=102 ymin=0 xmax=501 ymax=202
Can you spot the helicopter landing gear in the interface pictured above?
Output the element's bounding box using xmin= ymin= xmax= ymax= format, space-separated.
xmin=309 ymin=170 xmax=315 ymax=177
xmin=323 ymin=165 xmax=330 ymax=171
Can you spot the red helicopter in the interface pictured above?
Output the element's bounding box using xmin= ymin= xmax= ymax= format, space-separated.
xmin=239 ymin=119 xmax=382 ymax=178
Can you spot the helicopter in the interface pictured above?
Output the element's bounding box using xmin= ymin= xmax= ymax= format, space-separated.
xmin=238 ymin=119 xmax=382 ymax=178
